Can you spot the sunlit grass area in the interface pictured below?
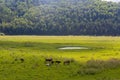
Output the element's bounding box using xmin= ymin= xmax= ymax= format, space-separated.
xmin=0 ymin=36 xmax=120 ymax=80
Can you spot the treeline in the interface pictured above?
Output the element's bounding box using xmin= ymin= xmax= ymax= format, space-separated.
xmin=0 ymin=0 xmax=120 ymax=35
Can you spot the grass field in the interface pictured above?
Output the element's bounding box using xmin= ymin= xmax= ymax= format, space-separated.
xmin=0 ymin=36 xmax=120 ymax=80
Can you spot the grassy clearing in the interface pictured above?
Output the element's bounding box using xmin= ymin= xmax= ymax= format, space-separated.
xmin=0 ymin=36 xmax=120 ymax=80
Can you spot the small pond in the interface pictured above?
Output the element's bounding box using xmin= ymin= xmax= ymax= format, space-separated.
xmin=59 ymin=47 xmax=89 ymax=50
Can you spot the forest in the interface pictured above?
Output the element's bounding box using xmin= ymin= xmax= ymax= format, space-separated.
xmin=0 ymin=0 xmax=120 ymax=35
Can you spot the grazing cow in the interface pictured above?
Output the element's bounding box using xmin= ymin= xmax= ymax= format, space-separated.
xmin=45 ymin=58 xmax=53 ymax=66
xmin=64 ymin=60 xmax=70 ymax=65
xmin=51 ymin=60 xmax=61 ymax=64
xmin=45 ymin=58 xmax=53 ymax=62
xmin=55 ymin=60 xmax=61 ymax=64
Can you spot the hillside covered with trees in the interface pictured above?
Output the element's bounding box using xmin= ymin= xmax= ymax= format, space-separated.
xmin=0 ymin=0 xmax=120 ymax=35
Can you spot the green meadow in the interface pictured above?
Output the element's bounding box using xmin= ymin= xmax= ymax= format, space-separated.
xmin=0 ymin=36 xmax=120 ymax=80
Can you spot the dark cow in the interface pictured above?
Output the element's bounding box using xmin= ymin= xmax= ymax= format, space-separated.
xmin=45 ymin=58 xmax=53 ymax=64
xmin=55 ymin=60 xmax=61 ymax=64
xmin=64 ymin=60 xmax=70 ymax=65
xmin=45 ymin=58 xmax=53 ymax=61
xmin=51 ymin=60 xmax=61 ymax=64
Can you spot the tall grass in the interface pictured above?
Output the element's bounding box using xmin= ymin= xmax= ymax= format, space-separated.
xmin=78 ymin=58 xmax=120 ymax=75
xmin=0 ymin=36 xmax=120 ymax=80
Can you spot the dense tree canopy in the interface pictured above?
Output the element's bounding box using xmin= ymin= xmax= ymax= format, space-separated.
xmin=0 ymin=0 xmax=120 ymax=35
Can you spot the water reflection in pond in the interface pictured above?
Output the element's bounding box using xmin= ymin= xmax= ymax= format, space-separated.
xmin=59 ymin=47 xmax=89 ymax=50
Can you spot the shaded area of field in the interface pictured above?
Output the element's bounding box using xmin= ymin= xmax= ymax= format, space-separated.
xmin=0 ymin=36 xmax=120 ymax=80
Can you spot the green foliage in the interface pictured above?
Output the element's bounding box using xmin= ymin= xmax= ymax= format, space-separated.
xmin=78 ymin=58 xmax=120 ymax=75
xmin=0 ymin=0 xmax=120 ymax=35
